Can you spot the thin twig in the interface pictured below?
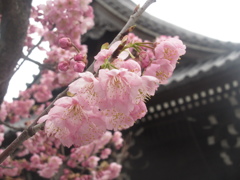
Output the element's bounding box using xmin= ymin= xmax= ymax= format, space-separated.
xmin=0 ymin=121 xmax=24 ymax=131
xmin=13 ymin=37 xmax=45 ymax=76
xmin=0 ymin=37 xmax=46 ymax=86
xmin=22 ymin=55 xmax=55 ymax=70
xmin=110 ymin=0 xmax=156 ymax=46
xmin=0 ymin=165 xmax=15 ymax=169
xmin=0 ymin=0 xmax=156 ymax=164
xmin=22 ymin=55 xmax=43 ymax=67
xmin=27 ymin=37 xmax=45 ymax=57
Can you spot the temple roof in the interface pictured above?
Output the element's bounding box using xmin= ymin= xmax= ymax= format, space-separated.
xmin=87 ymin=2 xmax=240 ymax=179
xmin=88 ymin=0 xmax=240 ymax=93
xmin=90 ymin=0 xmax=240 ymax=53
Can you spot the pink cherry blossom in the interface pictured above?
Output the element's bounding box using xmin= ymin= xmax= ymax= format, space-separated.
xmin=93 ymin=162 xmax=122 ymax=180
xmin=74 ymin=53 xmax=85 ymax=61
xmin=144 ymin=59 xmax=175 ymax=84
xmin=58 ymin=60 xmax=70 ymax=71
xmin=112 ymin=131 xmax=123 ymax=149
xmin=40 ymin=70 xmax=59 ymax=90
xmin=37 ymin=0 xmax=94 ymax=45
xmin=127 ymin=33 xmax=143 ymax=43
xmin=30 ymin=154 xmax=41 ymax=169
xmin=130 ymin=101 xmax=147 ymax=120
xmin=82 ymin=156 xmax=100 ymax=168
xmin=108 ymin=162 xmax=122 ymax=179
xmin=155 ymin=37 xmax=186 ymax=67
xmin=93 ymin=131 xmax=113 ymax=150
xmin=0 ymin=150 xmax=22 ymax=177
xmin=96 ymin=68 xmax=142 ymax=111
xmin=32 ymin=84 xmax=53 ymax=102
xmin=38 ymin=96 xmax=106 ymax=147
xmin=57 ymin=69 xmax=79 ymax=86
xmin=100 ymin=148 xmax=112 ymax=159
xmin=138 ymin=49 xmax=155 ymax=68
xmin=103 ymin=108 xmax=135 ymax=130
xmin=69 ymin=71 xmax=99 ymax=105
xmin=38 ymin=156 xmax=62 ymax=178
xmin=94 ymin=41 xmax=122 ymax=72
xmin=115 ymin=59 xmax=142 ymax=75
xmin=4 ymin=99 xmax=35 ymax=123
xmin=73 ymin=61 xmax=86 ymax=72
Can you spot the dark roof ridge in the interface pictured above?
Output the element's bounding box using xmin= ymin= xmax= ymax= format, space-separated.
xmin=93 ymin=0 xmax=240 ymax=53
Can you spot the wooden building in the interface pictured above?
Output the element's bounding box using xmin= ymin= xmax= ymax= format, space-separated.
xmin=84 ymin=1 xmax=240 ymax=179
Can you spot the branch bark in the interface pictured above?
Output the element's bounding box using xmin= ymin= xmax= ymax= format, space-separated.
xmin=0 ymin=0 xmax=32 ymax=104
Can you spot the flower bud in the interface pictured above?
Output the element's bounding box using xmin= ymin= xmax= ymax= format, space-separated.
xmin=58 ymin=61 xmax=69 ymax=71
xmin=74 ymin=53 xmax=84 ymax=62
xmin=58 ymin=37 xmax=72 ymax=49
xmin=73 ymin=61 xmax=85 ymax=72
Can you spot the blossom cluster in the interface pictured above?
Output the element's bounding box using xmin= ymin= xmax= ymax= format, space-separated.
xmin=0 ymin=99 xmax=34 ymax=123
xmin=0 ymin=0 xmax=186 ymax=179
xmin=37 ymin=0 xmax=94 ymax=45
xmin=0 ymin=0 xmax=126 ymax=179
xmin=39 ymin=34 xmax=186 ymax=147
xmin=0 ymin=130 xmax=123 ymax=179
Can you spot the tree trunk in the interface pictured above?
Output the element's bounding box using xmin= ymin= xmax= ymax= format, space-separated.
xmin=0 ymin=0 xmax=32 ymax=104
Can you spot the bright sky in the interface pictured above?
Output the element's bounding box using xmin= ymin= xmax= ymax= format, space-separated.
xmin=4 ymin=0 xmax=240 ymax=102
xmin=132 ymin=0 xmax=240 ymax=42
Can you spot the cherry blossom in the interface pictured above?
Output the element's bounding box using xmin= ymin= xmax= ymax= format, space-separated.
xmin=155 ymin=36 xmax=186 ymax=67
xmin=38 ymin=156 xmax=62 ymax=178
xmin=144 ymin=58 xmax=175 ymax=84
xmin=39 ymin=96 xmax=106 ymax=147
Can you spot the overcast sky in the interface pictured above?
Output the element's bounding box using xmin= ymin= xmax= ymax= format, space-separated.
xmin=4 ymin=0 xmax=240 ymax=101
xmin=132 ymin=0 xmax=240 ymax=42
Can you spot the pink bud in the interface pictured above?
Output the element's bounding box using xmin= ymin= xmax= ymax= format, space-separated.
xmin=58 ymin=37 xmax=72 ymax=49
xmin=100 ymin=148 xmax=112 ymax=159
xmin=58 ymin=61 xmax=69 ymax=71
xmin=74 ymin=53 xmax=84 ymax=62
xmin=73 ymin=61 xmax=85 ymax=72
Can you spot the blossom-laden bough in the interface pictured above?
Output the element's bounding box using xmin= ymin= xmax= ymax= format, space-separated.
xmin=0 ymin=0 xmax=185 ymax=179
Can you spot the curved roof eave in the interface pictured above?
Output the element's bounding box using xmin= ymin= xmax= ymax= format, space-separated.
xmin=90 ymin=0 xmax=240 ymax=55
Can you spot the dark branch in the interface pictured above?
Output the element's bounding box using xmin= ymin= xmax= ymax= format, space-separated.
xmin=13 ymin=36 xmax=45 ymax=77
xmin=22 ymin=55 xmax=55 ymax=71
xmin=0 ymin=120 xmax=24 ymax=131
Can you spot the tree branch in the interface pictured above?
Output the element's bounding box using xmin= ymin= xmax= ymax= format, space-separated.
xmin=110 ymin=0 xmax=156 ymax=46
xmin=22 ymin=55 xmax=55 ymax=70
xmin=0 ymin=120 xmax=24 ymax=131
xmin=22 ymin=56 xmax=43 ymax=66
xmin=0 ymin=0 xmax=156 ymax=164
xmin=9 ymin=37 xmax=45 ymax=85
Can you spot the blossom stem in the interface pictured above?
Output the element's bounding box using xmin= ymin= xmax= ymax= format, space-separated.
xmin=72 ymin=43 xmax=80 ymax=53
xmin=110 ymin=0 xmax=156 ymax=47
